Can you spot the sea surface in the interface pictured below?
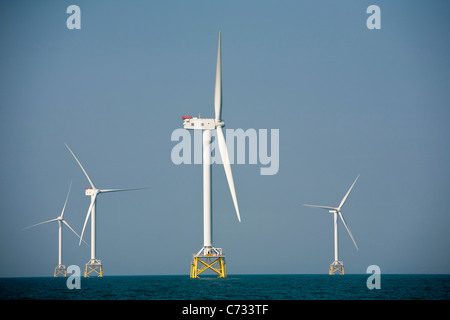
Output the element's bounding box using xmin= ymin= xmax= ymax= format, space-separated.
xmin=0 ymin=274 xmax=449 ymax=300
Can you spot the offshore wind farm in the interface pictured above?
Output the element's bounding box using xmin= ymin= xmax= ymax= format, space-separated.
xmin=1 ymin=0 xmax=450 ymax=303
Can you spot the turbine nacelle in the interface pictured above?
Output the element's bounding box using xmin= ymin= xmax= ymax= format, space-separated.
xmin=182 ymin=117 xmax=225 ymax=130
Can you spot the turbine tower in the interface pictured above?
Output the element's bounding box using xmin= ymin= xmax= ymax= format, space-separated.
xmin=303 ymin=175 xmax=360 ymax=275
xmin=65 ymin=143 xmax=142 ymax=277
xmin=24 ymin=182 xmax=87 ymax=277
xmin=182 ymin=32 xmax=241 ymax=278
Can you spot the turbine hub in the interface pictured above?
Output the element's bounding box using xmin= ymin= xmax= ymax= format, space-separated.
xmin=85 ymin=188 xmax=98 ymax=196
xmin=215 ymin=119 xmax=225 ymax=128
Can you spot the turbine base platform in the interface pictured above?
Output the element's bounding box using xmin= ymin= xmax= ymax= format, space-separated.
xmin=84 ymin=259 xmax=103 ymax=277
xmin=329 ymin=261 xmax=344 ymax=275
xmin=190 ymin=247 xmax=227 ymax=278
xmin=54 ymin=264 xmax=67 ymax=277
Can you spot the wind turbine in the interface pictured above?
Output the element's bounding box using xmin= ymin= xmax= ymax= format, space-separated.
xmin=303 ymin=175 xmax=360 ymax=275
xmin=65 ymin=143 xmax=142 ymax=277
xmin=182 ymin=32 xmax=241 ymax=278
xmin=24 ymin=182 xmax=88 ymax=277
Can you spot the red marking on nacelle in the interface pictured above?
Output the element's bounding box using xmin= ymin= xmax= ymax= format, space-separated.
xmin=182 ymin=115 xmax=193 ymax=119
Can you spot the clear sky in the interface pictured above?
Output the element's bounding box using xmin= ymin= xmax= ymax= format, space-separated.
xmin=1 ymin=0 xmax=449 ymax=277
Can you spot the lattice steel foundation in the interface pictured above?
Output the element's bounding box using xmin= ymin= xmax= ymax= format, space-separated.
xmin=54 ymin=264 xmax=67 ymax=277
xmin=329 ymin=261 xmax=344 ymax=275
xmin=84 ymin=259 xmax=103 ymax=277
xmin=190 ymin=247 xmax=226 ymax=278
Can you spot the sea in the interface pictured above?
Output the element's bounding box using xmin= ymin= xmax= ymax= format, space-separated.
xmin=1 ymin=274 xmax=449 ymax=300
xmin=1 ymin=274 xmax=448 ymax=318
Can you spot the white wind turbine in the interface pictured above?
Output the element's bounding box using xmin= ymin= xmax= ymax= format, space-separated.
xmin=65 ymin=143 xmax=143 ymax=277
xmin=24 ymin=181 xmax=88 ymax=277
xmin=182 ymin=32 xmax=241 ymax=278
xmin=303 ymin=175 xmax=360 ymax=275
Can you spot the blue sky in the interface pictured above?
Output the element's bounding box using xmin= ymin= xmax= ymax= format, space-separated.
xmin=1 ymin=0 xmax=449 ymax=276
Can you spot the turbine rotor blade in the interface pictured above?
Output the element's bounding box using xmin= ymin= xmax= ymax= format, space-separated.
xmin=217 ymin=126 xmax=241 ymax=222
xmin=99 ymin=187 xmax=146 ymax=193
xmin=24 ymin=218 xmax=58 ymax=230
xmin=60 ymin=181 xmax=72 ymax=218
xmin=63 ymin=220 xmax=89 ymax=246
xmin=302 ymin=204 xmax=337 ymax=211
xmin=214 ymin=31 xmax=222 ymax=121
xmin=65 ymin=143 xmax=96 ymax=189
xmin=338 ymin=174 xmax=360 ymax=210
xmin=79 ymin=195 xmax=96 ymax=246
xmin=338 ymin=211 xmax=358 ymax=251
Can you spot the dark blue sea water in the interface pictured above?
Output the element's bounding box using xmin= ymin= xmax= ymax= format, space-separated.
xmin=0 ymin=274 xmax=449 ymax=300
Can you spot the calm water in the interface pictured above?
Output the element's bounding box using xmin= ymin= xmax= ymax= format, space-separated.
xmin=0 ymin=274 xmax=449 ymax=300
